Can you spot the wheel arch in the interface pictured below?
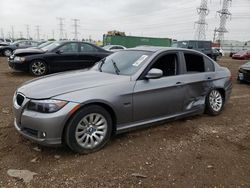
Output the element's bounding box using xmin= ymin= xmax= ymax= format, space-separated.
xmin=29 ymin=58 xmax=50 ymax=74
xmin=62 ymin=101 xmax=117 ymax=141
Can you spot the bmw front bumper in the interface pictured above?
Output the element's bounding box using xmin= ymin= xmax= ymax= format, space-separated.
xmin=13 ymin=93 xmax=79 ymax=146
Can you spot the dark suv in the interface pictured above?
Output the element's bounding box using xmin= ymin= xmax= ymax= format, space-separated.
xmin=173 ymin=40 xmax=217 ymax=60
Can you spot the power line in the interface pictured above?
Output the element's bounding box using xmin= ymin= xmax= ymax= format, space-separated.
xmin=194 ymin=0 xmax=209 ymax=40
xmin=215 ymin=0 xmax=232 ymax=43
xmin=11 ymin=26 xmax=14 ymax=39
xmin=72 ymin=18 xmax=80 ymax=40
xmin=35 ymin=25 xmax=40 ymax=40
xmin=25 ymin=24 xmax=30 ymax=40
xmin=57 ymin=17 xmax=65 ymax=40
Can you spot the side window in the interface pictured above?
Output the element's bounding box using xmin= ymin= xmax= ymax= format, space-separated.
xmin=151 ymin=53 xmax=178 ymax=77
xmin=80 ymin=43 xmax=98 ymax=52
xmin=198 ymin=42 xmax=204 ymax=49
xmin=59 ymin=43 xmax=78 ymax=53
xmin=31 ymin=42 xmax=39 ymax=46
xmin=188 ymin=41 xmax=197 ymax=49
xmin=204 ymin=57 xmax=215 ymax=72
xmin=184 ymin=53 xmax=205 ymax=73
xmin=18 ymin=42 xmax=27 ymax=47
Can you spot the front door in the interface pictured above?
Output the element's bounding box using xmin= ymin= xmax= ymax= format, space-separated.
xmin=133 ymin=53 xmax=186 ymax=122
xmin=52 ymin=42 xmax=79 ymax=71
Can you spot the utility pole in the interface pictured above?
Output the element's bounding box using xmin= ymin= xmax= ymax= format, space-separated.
xmin=35 ymin=25 xmax=40 ymax=40
xmin=57 ymin=17 xmax=65 ymax=40
xmin=216 ymin=0 xmax=232 ymax=45
xmin=194 ymin=0 xmax=209 ymax=40
xmin=72 ymin=18 xmax=80 ymax=40
xmin=11 ymin=26 xmax=14 ymax=39
xmin=25 ymin=25 xmax=30 ymax=40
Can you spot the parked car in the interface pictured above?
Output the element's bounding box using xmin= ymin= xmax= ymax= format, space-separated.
xmin=103 ymin=45 xmax=126 ymax=52
xmin=232 ymin=50 xmax=250 ymax=60
xmin=238 ymin=62 xmax=250 ymax=83
xmin=0 ymin=40 xmax=41 ymax=56
xmin=173 ymin=40 xmax=213 ymax=59
xmin=0 ymin=38 xmax=13 ymax=46
xmin=212 ymin=47 xmax=224 ymax=57
xmin=211 ymin=48 xmax=220 ymax=61
xmin=13 ymin=47 xmax=232 ymax=153
xmin=8 ymin=41 xmax=112 ymax=76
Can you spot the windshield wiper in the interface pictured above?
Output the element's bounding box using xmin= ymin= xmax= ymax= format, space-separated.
xmin=98 ymin=58 xmax=105 ymax=72
xmin=111 ymin=59 xmax=120 ymax=75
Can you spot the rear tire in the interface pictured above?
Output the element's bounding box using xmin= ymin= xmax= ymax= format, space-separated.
xmin=205 ymin=89 xmax=224 ymax=116
xmin=64 ymin=105 xmax=112 ymax=154
xmin=29 ymin=60 xmax=48 ymax=76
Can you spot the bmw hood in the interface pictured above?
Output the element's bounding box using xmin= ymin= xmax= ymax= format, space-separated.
xmin=17 ymin=70 xmax=130 ymax=99
xmin=14 ymin=48 xmax=45 ymax=56
xmin=241 ymin=62 xmax=250 ymax=70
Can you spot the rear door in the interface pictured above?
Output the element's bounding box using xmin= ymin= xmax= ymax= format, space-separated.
xmin=133 ymin=52 xmax=186 ymax=122
xmin=180 ymin=52 xmax=215 ymax=112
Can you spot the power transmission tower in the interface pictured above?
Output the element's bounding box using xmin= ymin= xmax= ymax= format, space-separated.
xmin=215 ymin=0 xmax=232 ymax=44
xmin=19 ymin=31 xmax=23 ymax=39
xmin=0 ymin=28 xmax=4 ymax=38
xmin=25 ymin=25 xmax=30 ymax=40
xmin=194 ymin=0 xmax=209 ymax=40
xmin=11 ymin=26 xmax=14 ymax=39
xmin=72 ymin=19 xmax=80 ymax=40
xmin=35 ymin=25 xmax=40 ymax=40
xmin=57 ymin=17 xmax=65 ymax=40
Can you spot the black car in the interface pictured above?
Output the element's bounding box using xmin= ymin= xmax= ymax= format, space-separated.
xmin=0 ymin=40 xmax=41 ymax=56
xmin=238 ymin=62 xmax=250 ymax=83
xmin=173 ymin=40 xmax=214 ymax=59
xmin=8 ymin=41 xmax=112 ymax=76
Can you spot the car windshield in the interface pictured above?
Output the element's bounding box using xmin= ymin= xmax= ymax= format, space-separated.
xmin=94 ymin=50 xmax=152 ymax=76
xmin=38 ymin=41 xmax=54 ymax=49
xmin=41 ymin=42 xmax=61 ymax=51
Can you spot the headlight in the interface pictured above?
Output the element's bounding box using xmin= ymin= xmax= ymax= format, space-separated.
xmin=27 ymin=99 xmax=68 ymax=113
xmin=239 ymin=68 xmax=247 ymax=73
xmin=14 ymin=56 xmax=25 ymax=62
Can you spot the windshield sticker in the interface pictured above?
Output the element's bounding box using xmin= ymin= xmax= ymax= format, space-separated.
xmin=132 ymin=55 xmax=148 ymax=67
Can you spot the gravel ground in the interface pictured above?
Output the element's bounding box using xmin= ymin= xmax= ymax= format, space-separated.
xmin=0 ymin=56 xmax=250 ymax=188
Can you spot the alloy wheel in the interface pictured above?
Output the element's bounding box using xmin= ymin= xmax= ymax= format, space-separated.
xmin=209 ymin=90 xmax=223 ymax=112
xmin=4 ymin=49 xmax=12 ymax=56
xmin=75 ymin=113 xmax=108 ymax=149
xmin=31 ymin=61 xmax=46 ymax=76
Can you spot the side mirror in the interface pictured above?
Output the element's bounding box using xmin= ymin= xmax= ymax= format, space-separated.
xmin=16 ymin=44 xmax=19 ymax=47
xmin=56 ymin=49 xmax=63 ymax=54
xmin=187 ymin=46 xmax=193 ymax=49
xmin=145 ymin=68 xmax=163 ymax=79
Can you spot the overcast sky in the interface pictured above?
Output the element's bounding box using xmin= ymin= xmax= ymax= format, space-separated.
xmin=0 ymin=0 xmax=249 ymax=41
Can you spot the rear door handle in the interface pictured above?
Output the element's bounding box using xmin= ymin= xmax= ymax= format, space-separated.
xmin=176 ymin=81 xmax=183 ymax=85
xmin=207 ymin=77 xmax=212 ymax=80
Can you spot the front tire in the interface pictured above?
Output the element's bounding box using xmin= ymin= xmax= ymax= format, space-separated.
xmin=29 ymin=60 xmax=48 ymax=76
xmin=205 ymin=89 xmax=224 ymax=116
xmin=64 ymin=105 xmax=112 ymax=154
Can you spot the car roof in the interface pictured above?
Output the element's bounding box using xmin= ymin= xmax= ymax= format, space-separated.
xmin=130 ymin=46 xmax=204 ymax=54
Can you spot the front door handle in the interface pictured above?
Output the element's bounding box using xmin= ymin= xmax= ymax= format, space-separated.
xmin=176 ymin=81 xmax=183 ymax=85
xmin=207 ymin=77 xmax=212 ymax=80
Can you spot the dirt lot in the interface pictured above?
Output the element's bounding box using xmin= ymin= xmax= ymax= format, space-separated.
xmin=0 ymin=56 xmax=250 ymax=187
